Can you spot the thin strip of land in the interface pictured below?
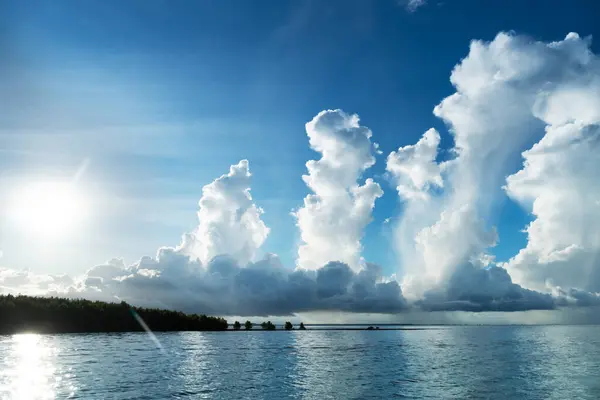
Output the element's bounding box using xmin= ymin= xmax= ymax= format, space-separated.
xmin=0 ymin=295 xmax=228 ymax=334
xmin=0 ymin=295 xmax=435 ymax=334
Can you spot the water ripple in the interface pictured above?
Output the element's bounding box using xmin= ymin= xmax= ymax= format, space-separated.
xmin=1 ymin=327 xmax=599 ymax=399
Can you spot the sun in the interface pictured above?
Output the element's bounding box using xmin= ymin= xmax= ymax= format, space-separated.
xmin=8 ymin=181 xmax=88 ymax=238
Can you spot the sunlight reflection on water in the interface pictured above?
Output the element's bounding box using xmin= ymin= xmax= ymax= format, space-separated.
xmin=0 ymin=333 xmax=76 ymax=400
xmin=1 ymin=327 xmax=599 ymax=399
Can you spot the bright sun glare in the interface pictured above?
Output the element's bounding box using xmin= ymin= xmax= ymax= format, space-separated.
xmin=8 ymin=181 xmax=87 ymax=238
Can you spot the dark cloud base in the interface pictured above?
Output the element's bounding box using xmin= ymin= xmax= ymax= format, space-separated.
xmin=3 ymin=252 xmax=598 ymax=316
xmin=77 ymin=250 xmax=407 ymax=316
xmin=28 ymin=250 xmax=591 ymax=316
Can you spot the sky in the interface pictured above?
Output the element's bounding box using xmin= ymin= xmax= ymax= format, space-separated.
xmin=1 ymin=0 xmax=600 ymax=322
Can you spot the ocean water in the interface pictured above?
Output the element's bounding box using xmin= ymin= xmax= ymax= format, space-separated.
xmin=1 ymin=325 xmax=599 ymax=399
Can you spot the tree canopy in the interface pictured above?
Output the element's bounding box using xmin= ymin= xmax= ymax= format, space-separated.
xmin=284 ymin=321 xmax=293 ymax=330
xmin=244 ymin=320 xmax=253 ymax=330
xmin=261 ymin=321 xmax=276 ymax=330
xmin=0 ymin=294 xmax=228 ymax=334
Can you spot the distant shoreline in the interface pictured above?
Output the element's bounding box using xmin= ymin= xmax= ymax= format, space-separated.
xmin=2 ymin=295 xmax=437 ymax=335
xmin=6 ymin=295 xmax=582 ymax=335
xmin=223 ymin=327 xmax=435 ymax=331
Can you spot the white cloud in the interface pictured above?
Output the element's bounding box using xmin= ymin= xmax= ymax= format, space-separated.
xmin=295 ymin=110 xmax=383 ymax=271
xmin=0 ymin=267 xmax=73 ymax=295
xmin=403 ymin=0 xmax=427 ymax=13
xmin=178 ymin=160 xmax=269 ymax=265
xmin=389 ymin=31 xmax=600 ymax=310
xmin=390 ymin=32 xmax=543 ymax=301
xmin=503 ymin=36 xmax=600 ymax=292
xmin=386 ymin=128 xmax=443 ymax=201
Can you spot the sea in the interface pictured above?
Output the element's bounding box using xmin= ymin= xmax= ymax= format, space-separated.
xmin=1 ymin=325 xmax=599 ymax=399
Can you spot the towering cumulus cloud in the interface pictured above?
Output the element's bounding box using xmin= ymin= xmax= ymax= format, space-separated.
xmin=504 ymin=34 xmax=600 ymax=299
xmin=386 ymin=128 xmax=443 ymax=202
xmin=388 ymin=32 xmax=600 ymax=310
xmin=295 ymin=110 xmax=383 ymax=271
xmin=178 ymin=160 xmax=269 ymax=265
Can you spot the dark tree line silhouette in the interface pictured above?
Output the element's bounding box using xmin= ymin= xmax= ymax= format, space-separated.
xmin=233 ymin=320 xmax=306 ymax=331
xmin=261 ymin=321 xmax=276 ymax=330
xmin=0 ymin=295 xmax=311 ymax=334
xmin=0 ymin=295 xmax=228 ymax=334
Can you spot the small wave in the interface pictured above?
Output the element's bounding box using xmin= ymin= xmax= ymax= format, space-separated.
xmin=392 ymin=378 xmax=420 ymax=384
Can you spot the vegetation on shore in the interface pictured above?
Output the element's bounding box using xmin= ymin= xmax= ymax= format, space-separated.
xmin=0 ymin=295 xmax=312 ymax=334
xmin=234 ymin=320 xmax=304 ymax=331
xmin=0 ymin=294 xmax=228 ymax=334
xmin=261 ymin=321 xmax=276 ymax=330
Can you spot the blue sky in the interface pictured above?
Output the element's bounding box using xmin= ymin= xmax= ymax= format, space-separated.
xmin=1 ymin=0 xmax=598 ymax=277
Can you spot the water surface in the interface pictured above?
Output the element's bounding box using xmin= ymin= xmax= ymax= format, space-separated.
xmin=1 ymin=326 xmax=599 ymax=399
